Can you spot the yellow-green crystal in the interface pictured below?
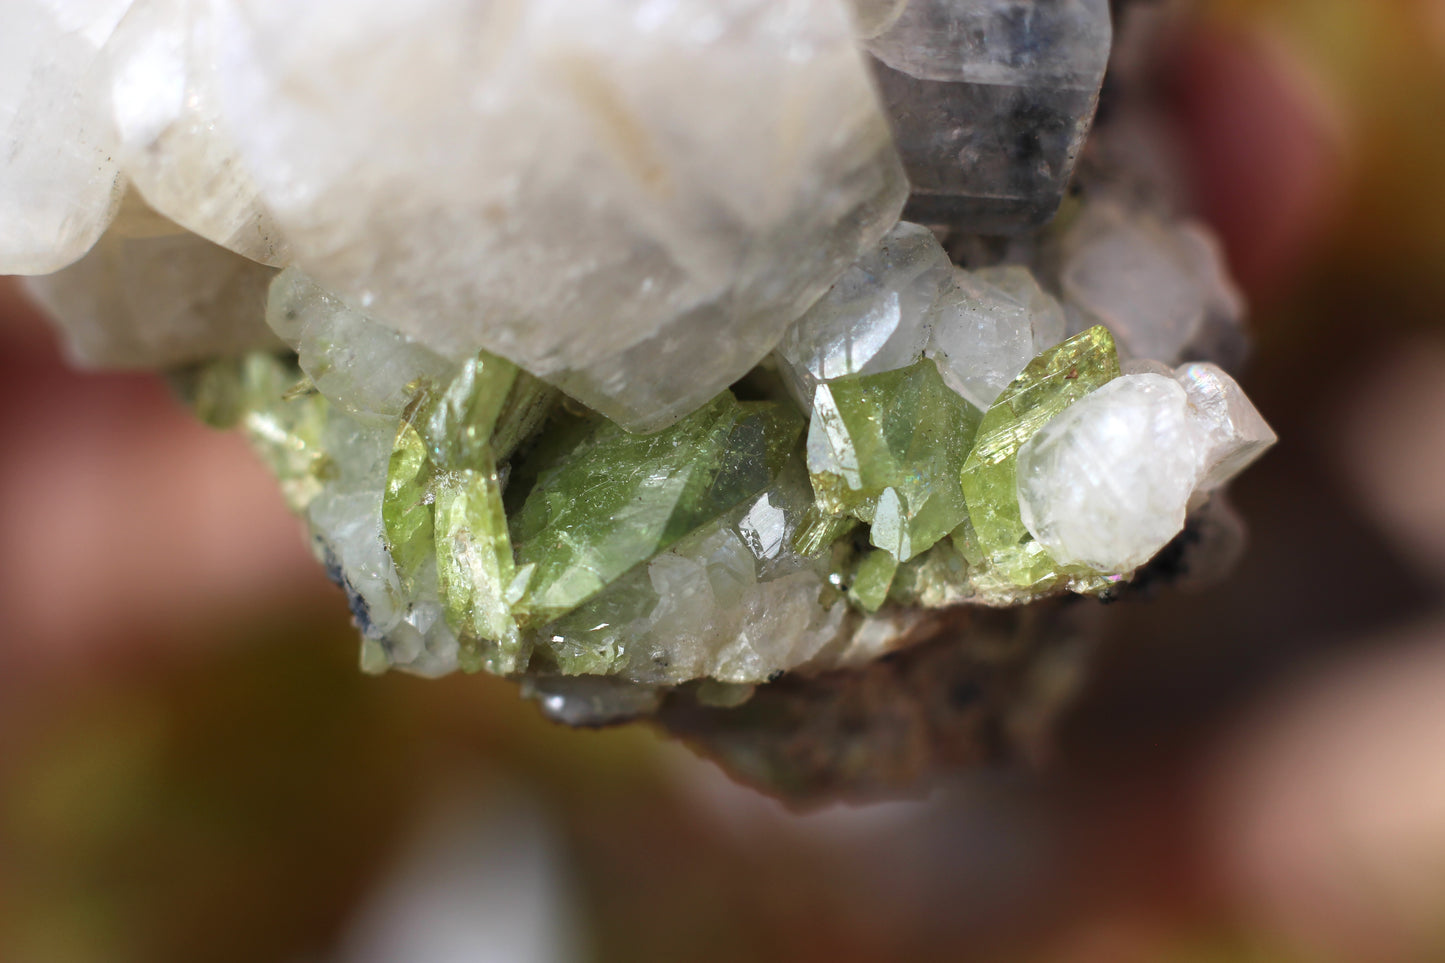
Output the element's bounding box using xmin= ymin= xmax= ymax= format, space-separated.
xmin=848 ymin=547 xmax=899 ymax=613
xmin=806 ymin=360 xmax=981 ymax=562
xmin=433 ymin=450 xmax=528 ymax=674
xmin=510 ymin=393 xmax=804 ymax=625
xmin=959 ymin=325 xmax=1120 ymax=587
xmin=381 ymin=418 xmax=434 ymax=591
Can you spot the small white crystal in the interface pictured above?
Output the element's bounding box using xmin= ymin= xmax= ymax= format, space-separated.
xmin=1016 ymin=374 xmax=1203 ymax=573
xmin=268 ymin=268 xmax=456 ymax=423
xmin=1060 ymin=201 xmax=1243 ymax=364
xmin=106 ymin=0 xmax=289 ymax=265
xmin=774 ymin=221 xmax=950 ymax=410
xmin=926 ymin=267 xmax=1036 ymax=410
xmin=0 ymin=0 xmax=131 ymax=274
xmin=1175 ymin=362 xmax=1277 ymax=490
xmin=21 ymin=218 xmax=282 ymax=367
xmin=973 ymin=264 xmax=1069 ymax=354
xmin=211 ymin=0 xmax=905 ymax=430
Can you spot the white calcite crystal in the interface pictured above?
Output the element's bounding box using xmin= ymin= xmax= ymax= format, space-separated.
xmin=1060 ymin=200 xmax=1245 ymax=364
xmin=106 ymin=0 xmax=289 ymax=265
xmin=774 ymin=221 xmax=951 ymax=410
xmin=1175 ymin=362 xmax=1278 ymax=490
xmin=0 ymin=0 xmax=130 ymax=274
xmin=21 ymin=215 xmax=282 ymax=367
xmin=208 ymin=0 xmax=906 ymax=430
xmin=1016 ymin=366 xmax=1277 ymax=575
xmin=926 ymin=266 xmax=1068 ymax=410
xmin=1016 ymin=374 xmax=1203 ymax=573
xmin=866 ymin=0 xmax=1112 ymax=230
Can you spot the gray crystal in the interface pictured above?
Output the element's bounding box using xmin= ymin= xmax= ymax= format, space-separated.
xmin=866 ymin=0 xmax=1111 ymax=232
xmin=1060 ymin=200 xmax=1245 ymax=364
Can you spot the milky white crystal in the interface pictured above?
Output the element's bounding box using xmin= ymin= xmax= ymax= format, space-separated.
xmin=0 ymin=0 xmax=131 ymax=274
xmin=1016 ymin=374 xmax=1203 ymax=573
xmin=21 ymin=216 xmax=282 ymax=367
xmin=1175 ymin=362 xmax=1277 ymax=490
xmin=106 ymin=0 xmax=289 ymax=265
xmin=209 ymin=0 xmax=906 ymax=431
xmin=1060 ymin=201 xmax=1244 ymax=364
xmin=774 ymin=221 xmax=950 ymax=411
xmin=846 ymin=0 xmax=908 ymax=38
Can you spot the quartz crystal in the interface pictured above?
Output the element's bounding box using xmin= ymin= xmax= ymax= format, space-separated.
xmin=23 ymin=219 xmax=282 ymax=367
xmin=1016 ymin=373 xmax=1202 ymax=573
xmin=866 ymin=0 xmax=1111 ymax=231
xmin=106 ymin=0 xmax=289 ymax=265
xmin=775 ymin=221 xmax=952 ymax=410
xmin=0 ymin=0 xmax=129 ymax=274
xmin=808 ymin=360 xmax=981 ymax=561
xmin=208 ymin=0 xmax=906 ymax=430
xmin=1059 ymin=200 xmax=1245 ymax=364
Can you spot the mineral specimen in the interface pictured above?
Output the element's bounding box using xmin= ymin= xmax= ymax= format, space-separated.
xmin=866 ymin=0 xmax=1112 ymax=231
xmin=6 ymin=0 xmax=1278 ymax=747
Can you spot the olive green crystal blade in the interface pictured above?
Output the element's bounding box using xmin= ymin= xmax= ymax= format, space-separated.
xmin=381 ymin=418 xmax=434 ymax=591
xmin=959 ymin=325 xmax=1120 ymax=584
xmin=511 ymin=394 xmax=804 ymax=625
xmin=848 ymin=547 xmax=899 ymax=614
xmin=806 ymin=359 xmax=981 ymax=562
xmin=433 ymin=450 xmax=528 ymax=674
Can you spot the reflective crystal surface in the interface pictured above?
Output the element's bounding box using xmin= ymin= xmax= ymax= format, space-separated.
xmin=808 ymin=360 xmax=981 ymax=561
xmin=866 ymin=0 xmax=1111 ymax=231
xmin=775 ymin=220 xmax=952 ymax=411
xmin=1175 ymin=362 xmax=1278 ymax=490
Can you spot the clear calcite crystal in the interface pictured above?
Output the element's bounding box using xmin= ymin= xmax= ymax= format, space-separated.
xmin=1060 ymin=200 xmax=1245 ymax=364
xmin=959 ymin=326 xmax=1121 ymax=589
xmin=866 ymin=0 xmax=1111 ymax=231
xmin=0 ymin=0 xmax=129 ymax=274
xmin=1175 ymin=362 xmax=1278 ymax=490
xmin=22 ymin=219 xmax=282 ymax=367
xmin=209 ymin=0 xmax=906 ymax=430
xmin=106 ymin=0 xmax=289 ymax=265
xmin=808 ymin=360 xmax=981 ymax=561
xmin=927 ymin=266 xmax=1066 ymax=410
xmin=1016 ymin=374 xmax=1202 ymax=573
xmin=775 ymin=221 xmax=951 ymax=410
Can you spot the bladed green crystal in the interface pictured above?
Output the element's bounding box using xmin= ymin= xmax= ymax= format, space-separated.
xmin=959 ymin=325 xmax=1120 ymax=587
xmin=848 ymin=547 xmax=899 ymax=613
xmin=806 ymin=360 xmax=981 ymax=562
xmin=510 ymin=393 xmax=805 ymax=625
xmin=433 ymin=451 xmax=530 ymax=674
xmin=382 ymin=416 xmax=434 ymax=591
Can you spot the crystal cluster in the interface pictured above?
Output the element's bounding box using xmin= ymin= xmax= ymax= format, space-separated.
xmin=6 ymin=0 xmax=1275 ymax=720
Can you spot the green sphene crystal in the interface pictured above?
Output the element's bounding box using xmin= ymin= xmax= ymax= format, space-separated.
xmin=510 ymin=393 xmax=804 ymax=625
xmin=433 ymin=452 xmax=529 ymax=674
xmin=959 ymin=325 xmax=1120 ymax=588
xmin=175 ymin=353 xmax=331 ymax=512
xmin=848 ymin=547 xmax=899 ymax=613
xmin=382 ymin=416 xmax=434 ymax=591
xmin=806 ymin=360 xmax=982 ymax=562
